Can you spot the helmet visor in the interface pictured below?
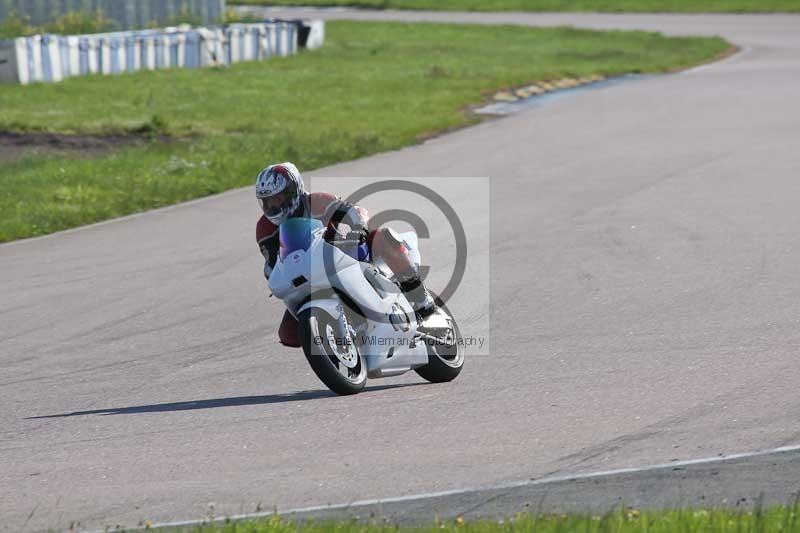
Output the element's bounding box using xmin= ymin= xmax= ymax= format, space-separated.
xmin=258 ymin=181 xmax=298 ymax=222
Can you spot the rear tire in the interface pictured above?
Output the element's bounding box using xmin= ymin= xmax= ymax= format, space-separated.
xmin=414 ymin=296 xmax=464 ymax=383
xmin=298 ymin=308 xmax=367 ymax=395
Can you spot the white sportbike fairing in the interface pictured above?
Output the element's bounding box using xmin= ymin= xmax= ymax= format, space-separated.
xmin=268 ymin=218 xmax=464 ymax=395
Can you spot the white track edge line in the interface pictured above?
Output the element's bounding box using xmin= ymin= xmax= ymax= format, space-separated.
xmin=130 ymin=443 xmax=800 ymax=532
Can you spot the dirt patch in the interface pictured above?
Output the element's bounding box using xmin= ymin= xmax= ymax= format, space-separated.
xmin=0 ymin=131 xmax=154 ymax=162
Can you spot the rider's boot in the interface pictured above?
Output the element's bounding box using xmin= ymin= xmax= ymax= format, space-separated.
xmin=398 ymin=272 xmax=437 ymax=320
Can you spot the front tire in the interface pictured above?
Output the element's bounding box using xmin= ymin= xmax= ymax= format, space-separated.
xmin=298 ymin=308 xmax=367 ymax=395
xmin=414 ymin=296 xmax=464 ymax=383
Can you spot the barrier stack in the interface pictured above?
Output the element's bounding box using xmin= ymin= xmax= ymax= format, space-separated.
xmin=0 ymin=21 xmax=314 ymax=85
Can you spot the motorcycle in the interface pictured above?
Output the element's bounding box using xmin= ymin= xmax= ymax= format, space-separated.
xmin=268 ymin=217 xmax=464 ymax=395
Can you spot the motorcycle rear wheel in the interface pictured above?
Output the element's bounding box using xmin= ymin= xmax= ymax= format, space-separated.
xmin=298 ymin=308 xmax=367 ymax=395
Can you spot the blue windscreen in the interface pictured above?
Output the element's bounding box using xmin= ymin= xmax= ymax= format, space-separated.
xmin=279 ymin=217 xmax=324 ymax=261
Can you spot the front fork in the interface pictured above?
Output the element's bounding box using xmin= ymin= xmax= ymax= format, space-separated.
xmin=335 ymin=303 xmax=357 ymax=353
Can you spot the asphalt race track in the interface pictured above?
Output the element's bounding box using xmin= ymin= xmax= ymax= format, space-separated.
xmin=2 ymin=10 xmax=800 ymax=532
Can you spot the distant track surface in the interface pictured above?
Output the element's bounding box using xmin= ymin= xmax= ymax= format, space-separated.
xmin=2 ymin=10 xmax=800 ymax=532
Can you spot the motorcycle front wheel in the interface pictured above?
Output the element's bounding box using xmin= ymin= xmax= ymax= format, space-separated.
xmin=298 ymin=308 xmax=367 ymax=395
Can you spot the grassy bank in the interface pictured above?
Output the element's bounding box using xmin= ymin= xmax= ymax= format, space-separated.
xmin=229 ymin=0 xmax=800 ymax=13
xmin=157 ymin=507 xmax=800 ymax=532
xmin=0 ymin=21 xmax=730 ymax=242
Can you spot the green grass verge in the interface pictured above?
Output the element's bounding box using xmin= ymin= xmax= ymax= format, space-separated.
xmin=0 ymin=21 xmax=730 ymax=242
xmin=229 ymin=0 xmax=800 ymax=13
xmin=155 ymin=507 xmax=800 ymax=532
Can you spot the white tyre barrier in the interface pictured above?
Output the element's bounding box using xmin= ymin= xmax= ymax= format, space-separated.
xmin=0 ymin=20 xmax=322 ymax=85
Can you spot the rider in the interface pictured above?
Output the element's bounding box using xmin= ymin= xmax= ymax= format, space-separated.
xmin=255 ymin=162 xmax=436 ymax=347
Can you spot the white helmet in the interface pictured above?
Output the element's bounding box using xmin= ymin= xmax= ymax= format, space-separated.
xmin=255 ymin=162 xmax=306 ymax=225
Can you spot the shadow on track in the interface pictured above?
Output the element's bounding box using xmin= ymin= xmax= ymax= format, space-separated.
xmin=28 ymin=383 xmax=423 ymax=419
